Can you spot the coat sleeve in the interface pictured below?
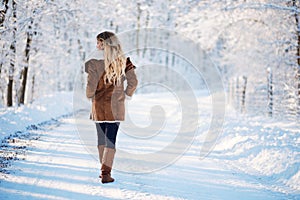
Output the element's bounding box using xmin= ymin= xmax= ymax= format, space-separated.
xmin=85 ymin=60 xmax=99 ymax=99
xmin=125 ymin=58 xmax=138 ymax=97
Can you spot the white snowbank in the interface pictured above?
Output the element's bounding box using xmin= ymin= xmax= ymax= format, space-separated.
xmin=214 ymin=113 xmax=300 ymax=195
xmin=0 ymin=92 xmax=73 ymax=141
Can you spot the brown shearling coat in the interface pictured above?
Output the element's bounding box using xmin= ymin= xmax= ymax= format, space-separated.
xmin=85 ymin=57 xmax=138 ymax=121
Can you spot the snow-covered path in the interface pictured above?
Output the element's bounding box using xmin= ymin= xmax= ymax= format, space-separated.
xmin=0 ymin=115 xmax=294 ymax=200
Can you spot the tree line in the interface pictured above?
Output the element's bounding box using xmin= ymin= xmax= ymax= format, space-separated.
xmin=0 ymin=0 xmax=299 ymax=119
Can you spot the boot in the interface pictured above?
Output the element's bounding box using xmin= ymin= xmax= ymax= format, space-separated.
xmin=97 ymin=145 xmax=105 ymax=178
xmin=101 ymin=147 xmax=116 ymax=184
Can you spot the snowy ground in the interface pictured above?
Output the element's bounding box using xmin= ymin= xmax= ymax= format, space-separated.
xmin=0 ymin=92 xmax=299 ymax=200
xmin=0 ymin=92 xmax=74 ymax=141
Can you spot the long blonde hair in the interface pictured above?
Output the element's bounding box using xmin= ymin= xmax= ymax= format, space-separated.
xmin=97 ymin=31 xmax=126 ymax=85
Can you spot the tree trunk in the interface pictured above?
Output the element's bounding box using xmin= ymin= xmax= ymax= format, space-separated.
xmin=142 ymin=10 xmax=150 ymax=58
xmin=7 ymin=79 xmax=13 ymax=107
xmin=31 ymin=74 xmax=35 ymax=103
xmin=241 ymin=76 xmax=247 ymax=112
xmin=7 ymin=0 xmax=17 ymax=107
xmin=0 ymin=0 xmax=10 ymax=68
xmin=19 ymin=19 xmax=33 ymax=105
xmin=19 ymin=67 xmax=28 ymax=104
xmin=0 ymin=0 xmax=9 ymax=106
xmin=77 ymin=39 xmax=86 ymax=90
xmin=136 ymin=2 xmax=141 ymax=57
xmin=292 ymin=0 xmax=300 ymax=115
xmin=267 ymin=68 xmax=273 ymax=117
xmin=235 ymin=76 xmax=240 ymax=110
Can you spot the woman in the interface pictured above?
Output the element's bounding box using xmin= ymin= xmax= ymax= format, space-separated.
xmin=85 ymin=31 xmax=138 ymax=184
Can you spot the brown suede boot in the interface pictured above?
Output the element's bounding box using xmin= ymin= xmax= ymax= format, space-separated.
xmin=101 ymin=147 xmax=116 ymax=184
xmin=98 ymin=145 xmax=105 ymax=178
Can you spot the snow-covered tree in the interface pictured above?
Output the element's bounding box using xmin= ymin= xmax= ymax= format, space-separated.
xmin=0 ymin=0 xmax=298 ymax=119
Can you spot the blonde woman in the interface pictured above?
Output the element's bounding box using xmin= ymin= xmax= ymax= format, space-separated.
xmin=85 ymin=31 xmax=138 ymax=184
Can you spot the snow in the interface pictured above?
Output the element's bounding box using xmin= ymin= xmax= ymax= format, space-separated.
xmin=0 ymin=92 xmax=73 ymax=141
xmin=0 ymin=92 xmax=299 ymax=199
